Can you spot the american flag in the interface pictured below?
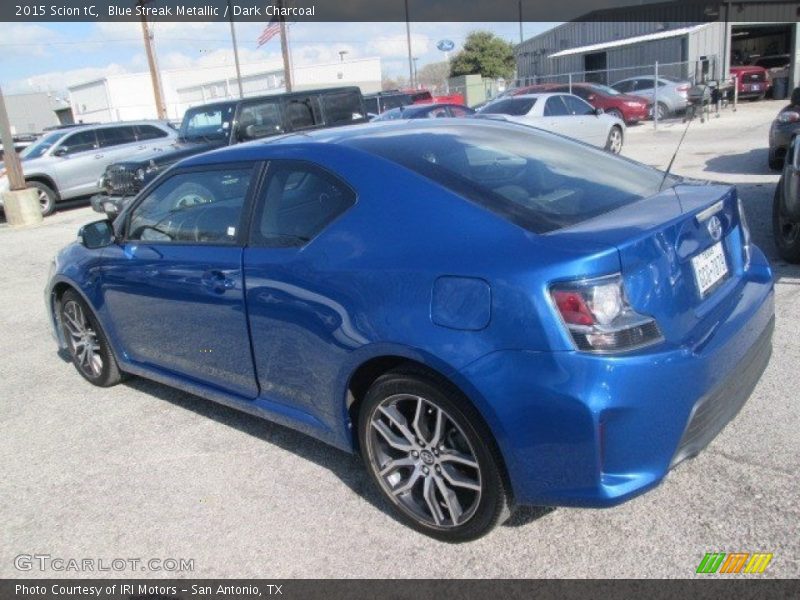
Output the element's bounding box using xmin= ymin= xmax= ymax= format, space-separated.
xmin=257 ymin=17 xmax=280 ymax=48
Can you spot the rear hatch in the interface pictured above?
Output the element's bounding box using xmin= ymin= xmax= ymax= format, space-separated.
xmin=548 ymin=182 xmax=748 ymax=347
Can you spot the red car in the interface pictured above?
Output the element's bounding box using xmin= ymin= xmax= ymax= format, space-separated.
xmin=729 ymin=65 xmax=770 ymax=100
xmin=506 ymin=83 xmax=649 ymax=124
xmin=401 ymin=88 xmax=466 ymax=106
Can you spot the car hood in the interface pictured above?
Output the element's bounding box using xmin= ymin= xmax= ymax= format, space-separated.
xmin=118 ymin=139 xmax=227 ymax=168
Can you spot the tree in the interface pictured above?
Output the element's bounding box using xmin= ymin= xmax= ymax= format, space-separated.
xmin=449 ymin=31 xmax=515 ymax=80
xmin=382 ymin=73 xmax=408 ymax=91
xmin=417 ymin=61 xmax=451 ymax=93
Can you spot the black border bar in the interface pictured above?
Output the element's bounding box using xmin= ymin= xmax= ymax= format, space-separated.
xmin=2 ymin=579 xmax=800 ymax=600
xmin=3 ymin=0 xmax=800 ymax=23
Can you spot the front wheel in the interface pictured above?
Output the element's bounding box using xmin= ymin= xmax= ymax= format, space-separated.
xmin=27 ymin=181 xmax=57 ymax=216
xmin=773 ymin=180 xmax=800 ymax=263
xmin=60 ymin=290 xmax=123 ymax=386
xmin=359 ymin=369 xmax=510 ymax=542
xmin=605 ymin=126 xmax=623 ymax=154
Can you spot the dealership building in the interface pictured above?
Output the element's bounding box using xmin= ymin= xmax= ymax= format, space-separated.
xmin=67 ymin=57 xmax=382 ymax=123
xmin=515 ymin=2 xmax=800 ymax=91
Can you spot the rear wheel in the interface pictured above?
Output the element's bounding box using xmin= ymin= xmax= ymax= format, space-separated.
xmin=768 ymin=148 xmax=785 ymax=171
xmin=27 ymin=181 xmax=57 ymax=216
xmin=605 ymin=126 xmax=623 ymax=154
xmin=654 ymin=102 xmax=669 ymax=120
xmin=359 ymin=369 xmax=510 ymax=542
xmin=773 ymin=180 xmax=800 ymax=263
xmin=60 ymin=290 xmax=123 ymax=387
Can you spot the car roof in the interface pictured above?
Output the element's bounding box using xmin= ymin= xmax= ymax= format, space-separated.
xmin=48 ymin=120 xmax=172 ymax=135
xmin=180 ymin=119 xmax=542 ymax=167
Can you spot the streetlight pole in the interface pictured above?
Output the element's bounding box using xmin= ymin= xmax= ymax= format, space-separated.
xmin=227 ymin=0 xmax=244 ymax=98
xmin=405 ymin=0 xmax=414 ymax=87
xmin=138 ymin=0 xmax=166 ymax=119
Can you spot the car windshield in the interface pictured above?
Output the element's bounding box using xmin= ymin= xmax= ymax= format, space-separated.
xmin=18 ymin=132 xmax=63 ymax=159
xmin=180 ymin=104 xmax=236 ymax=142
xmin=586 ymin=83 xmax=621 ymax=96
xmin=373 ymin=108 xmax=406 ymax=121
xmin=345 ymin=122 xmax=675 ymax=233
xmin=479 ymin=98 xmax=537 ymax=116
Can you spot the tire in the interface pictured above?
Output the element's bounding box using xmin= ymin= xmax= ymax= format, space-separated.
xmin=773 ymin=180 xmax=800 ymax=263
xmin=605 ymin=125 xmax=623 ymax=154
xmin=606 ymin=108 xmax=623 ymax=121
xmin=59 ymin=289 xmax=123 ymax=387
xmin=768 ymin=148 xmax=785 ymax=171
xmin=654 ymin=102 xmax=669 ymax=120
xmin=27 ymin=181 xmax=57 ymax=216
xmin=358 ymin=368 xmax=511 ymax=542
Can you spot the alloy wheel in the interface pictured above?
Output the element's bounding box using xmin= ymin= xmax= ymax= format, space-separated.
xmin=608 ymin=128 xmax=623 ymax=154
xmin=37 ymin=190 xmax=50 ymax=211
xmin=366 ymin=393 xmax=482 ymax=528
xmin=62 ymin=300 xmax=104 ymax=379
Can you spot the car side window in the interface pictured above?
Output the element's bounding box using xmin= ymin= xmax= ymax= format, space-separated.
xmin=284 ymin=97 xmax=320 ymax=130
xmin=320 ymin=91 xmax=366 ymax=124
xmin=634 ymin=79 xmax=653 ymax=91
xmin=613 ymin=81 xmax=631 ymax=93
xmin=544 ymin=96 xmax=569 ymax=117
xmin=449 ymin=106 xmax=470 ymax=117
xmin=135 ymin=125 xmax=169 ymax=140
xmin=252 ymin=161 xmax=356 ymax=247
xmin=60 ymin=130 xmax=98 ymax=155
xmin=427 ymin=106 xmax=450 ymax=118
xmin=97 ymin=126 xmax=137 ymax=148
xmin=237 ymin=101 xmax=284 ymax=141
xmin=563 ymin=95 xmax=595 ymax=116
xmin=126 ymin=166 xmax=255 ymax=244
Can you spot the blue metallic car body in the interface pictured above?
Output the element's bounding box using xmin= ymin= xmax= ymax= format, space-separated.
xmin=47 ymin=121 xmax=774 ymax=508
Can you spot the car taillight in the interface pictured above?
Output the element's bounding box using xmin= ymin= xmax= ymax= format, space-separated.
xmin=777 ymin=111 xmax=800 ymax=124
xmin=676 ymin=84 xmax=690 ymax=92
xmin=738 ymin=197 xmax=752 ymax=270
xmin=549 ymin=274 xmax=662 ymax=353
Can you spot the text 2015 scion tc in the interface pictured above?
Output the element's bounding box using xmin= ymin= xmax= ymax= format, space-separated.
xmin=46 ymin=120 xmax=774 ymax=542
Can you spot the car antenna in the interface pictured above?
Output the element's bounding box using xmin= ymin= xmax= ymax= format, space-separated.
xmin=659 ymin=112 xmax=694 ymax=192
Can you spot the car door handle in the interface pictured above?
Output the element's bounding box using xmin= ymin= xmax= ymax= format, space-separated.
xmin=201 ymin=270 xmax=236 ymax=294
xmin=94 ymin=154 xmax=104 ymax=159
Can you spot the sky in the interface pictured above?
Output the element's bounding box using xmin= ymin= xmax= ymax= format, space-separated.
xmin=0 ymin=21 xmax=557 ymax=95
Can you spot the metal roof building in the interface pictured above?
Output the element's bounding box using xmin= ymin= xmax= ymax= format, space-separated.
xmin=515 ymin=2 xmax=800 ymax=90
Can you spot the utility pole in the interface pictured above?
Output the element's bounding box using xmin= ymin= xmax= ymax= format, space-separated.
xmin=405 ymin=0 xmax=414 ymax=87
xmin=227 ymin=0 xmax=244 ymax=98
xmin=138 ymin=0 xmax=166 ymax=119
xmin=518 ymin=0 xmax=524 ymax=44
xmin=278 ymin=0 xmax=293 ymax=92
xmin=0 ymin=87 xmax=24 ymax=191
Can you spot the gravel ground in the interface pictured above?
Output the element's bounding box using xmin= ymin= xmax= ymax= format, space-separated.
xmin=1 ymin=99 xmax=798 ymax=578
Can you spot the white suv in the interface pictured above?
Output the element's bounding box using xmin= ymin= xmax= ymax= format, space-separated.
xmin=0 ymin=121 xmax=177 ymax=216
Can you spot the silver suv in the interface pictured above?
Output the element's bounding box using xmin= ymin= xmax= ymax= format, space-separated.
xmin=0 ymin=121 xmax=176 ymax=216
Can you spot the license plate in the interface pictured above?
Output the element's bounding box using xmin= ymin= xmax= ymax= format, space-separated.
xmin=750 ymin=84 xmax=761 ymax=91
xmin=692 ymin=242 xmax=728 ymax=297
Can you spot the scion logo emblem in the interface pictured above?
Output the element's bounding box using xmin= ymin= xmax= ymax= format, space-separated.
xmin=707 ymin=215 xmax=723 ymax=241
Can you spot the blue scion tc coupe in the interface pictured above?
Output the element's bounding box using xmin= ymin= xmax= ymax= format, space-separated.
xmin=46 ymin=120 xmax=774 ymax=542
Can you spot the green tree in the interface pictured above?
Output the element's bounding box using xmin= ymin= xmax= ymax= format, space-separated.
xmin=449 ymin=31 xmax=515 ymax=79
xmin=417 ymin=61 xmax=451 ymax=92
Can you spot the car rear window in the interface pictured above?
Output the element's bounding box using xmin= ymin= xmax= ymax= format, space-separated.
xmin=344 ymin=122 xmax=672 ymax=233
xmin=480 ymin=98 xmax=537 ymax=116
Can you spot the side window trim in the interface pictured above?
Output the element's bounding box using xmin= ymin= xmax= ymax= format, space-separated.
xmin=247 ymin=159 xmax=357 ymax=248
xmin=121 ymin=161 xmax=265 ymax=247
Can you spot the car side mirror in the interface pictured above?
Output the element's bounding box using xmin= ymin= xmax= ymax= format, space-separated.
xmin=595 ymin=107 xmax=604 ymax=116
xmin=53 ymin=146 xmax=68 ymax=157
xmin=78 ymin=219 xmax=115 ymax=249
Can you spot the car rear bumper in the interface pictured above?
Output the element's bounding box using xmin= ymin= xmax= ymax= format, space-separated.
xmin=458 ymin=252 xmax=774 ymax=507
